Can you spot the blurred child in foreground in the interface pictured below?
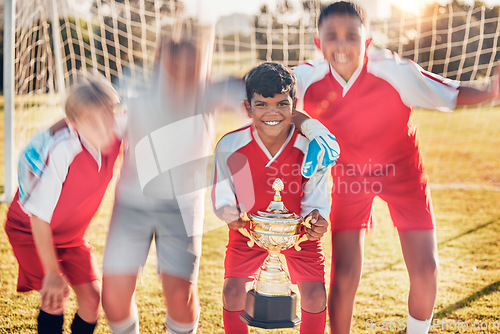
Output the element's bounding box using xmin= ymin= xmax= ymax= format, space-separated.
xmin=4 ymin=71 xmax=122 ymax=334
xmin=101 ymin=22 xmax=233 ymax=334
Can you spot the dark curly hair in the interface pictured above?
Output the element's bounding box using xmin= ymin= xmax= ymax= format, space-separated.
xmin=245 ymin=62 xmax=296 ymax=103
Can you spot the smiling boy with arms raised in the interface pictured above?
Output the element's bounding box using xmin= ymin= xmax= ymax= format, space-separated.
xmin=211 ymin=62 xmax=331 ymax=334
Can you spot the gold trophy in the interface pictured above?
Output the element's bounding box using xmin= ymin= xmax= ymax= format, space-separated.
xmin=239 ymin=178 xmax=311 ymax=329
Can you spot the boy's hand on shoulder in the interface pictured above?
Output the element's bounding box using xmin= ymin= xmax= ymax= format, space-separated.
xmin=218 ymin=206 xmax=248 ymax=230
xmin=300 ymin=119 xmax=340 ymax=178
xmin=304 ymin=209 xmax=329 ymax=241
xmin=40 ymin=271 xmax=70 ymax=314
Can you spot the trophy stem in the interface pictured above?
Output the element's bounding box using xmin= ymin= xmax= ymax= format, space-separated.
xmin=241 ymin=178 xmax=301 ymax=329
xmin=266 ymin=251 xmax=282 ymax=270
xmin=255 ymin=251 xmax=291 ymax=296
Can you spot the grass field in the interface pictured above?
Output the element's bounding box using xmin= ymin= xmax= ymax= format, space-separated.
xmin=1 ymin=106 xmax=499 ymax=333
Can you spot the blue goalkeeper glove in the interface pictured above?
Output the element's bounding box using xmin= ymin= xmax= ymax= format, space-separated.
xmin=300 ymin=119 xmax=340 ymax=178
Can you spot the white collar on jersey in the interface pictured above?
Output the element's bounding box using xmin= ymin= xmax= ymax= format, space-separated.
xmin=67 ymin=123 xmax=102 ymax=171
xmin=251 ymin=124 xmax=296 ymax=167
xmin=329 ymin=59 xmax=364 ymax=97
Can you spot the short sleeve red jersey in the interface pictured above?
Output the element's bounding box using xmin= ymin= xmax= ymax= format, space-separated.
xmin=293 ymin=48 xmax=459 ymax=179
xmin=211 ymin=125 xmax=330 ymax=218
xmin=6 ymin=130 xmax=121 ymax=247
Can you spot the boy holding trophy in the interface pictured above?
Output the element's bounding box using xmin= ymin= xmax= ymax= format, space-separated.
xmin=211 ymin=62 xmax=332 ymax=334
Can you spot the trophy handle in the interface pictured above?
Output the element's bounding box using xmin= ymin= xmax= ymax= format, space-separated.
xmin=294 ymin=216 xmax=312 ymax=251
xmin=239 ymin=212 xmax=255 ymax=248
xmin=302 ymin=215 xmax=312 ymax=229
xmin=238 ymin=227 xmax=255 ymax=248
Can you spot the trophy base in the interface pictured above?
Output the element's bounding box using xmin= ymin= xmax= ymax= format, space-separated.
xmin=240 ymin=289 xmax=301 ymax=329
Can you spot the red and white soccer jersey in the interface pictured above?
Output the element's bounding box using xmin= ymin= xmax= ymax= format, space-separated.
xmin=5 ymin=122 xmax=121 ymax=291
xmin=211 ymin=124 xmax=330 ymax=219
xmin=6 ymin=124 xmax=121 ymax=247
xmin=293 ymin=48 xmax=460 ymax=230
xmin=211 ymin=125 xmax=330 ymax=283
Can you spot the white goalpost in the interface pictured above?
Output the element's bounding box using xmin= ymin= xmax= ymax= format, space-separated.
xmin=3 ymin=0 xmax=15 ymax=202
xmin=2 ymin=0 xmax=499 ymax=202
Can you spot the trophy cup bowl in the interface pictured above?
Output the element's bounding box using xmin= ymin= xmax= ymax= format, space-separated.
xmin=239 ymin=178 xmax=310 ymax=329
xmin=250 ymin=212 xmax=301 ymax=251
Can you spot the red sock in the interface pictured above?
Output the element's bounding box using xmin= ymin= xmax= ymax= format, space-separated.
xmin=300 ymin=308 xmax=327 ymax=334
xmin=223 ymin=309 xmax=249 ymax=334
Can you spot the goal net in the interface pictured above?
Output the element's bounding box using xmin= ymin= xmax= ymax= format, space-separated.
xmin=2 ymin=0 xmax=499 ymax=201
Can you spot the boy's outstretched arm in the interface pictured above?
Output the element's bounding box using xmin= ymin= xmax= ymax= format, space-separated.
xmin=293 ymin=110 xmax=340 ymax=178
xmin=30 ymin=216 xmax=69 ymax=314
xmin=457 ymin=65 xmax=499 ymax=105
xmin=303 ymin=209 xmax=329 ymax=241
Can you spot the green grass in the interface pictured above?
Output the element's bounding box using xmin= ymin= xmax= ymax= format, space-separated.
xmin=1 ymin=189 xmax=499 ymax=333
xmin=1 ymin=106 xmax=499 ymax=333
xmin=412 ymin=106 xmax=500 ymax=188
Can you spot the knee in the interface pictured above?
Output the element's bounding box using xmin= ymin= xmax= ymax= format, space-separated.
xmin=222 ymin=281 xmax=247 ymax=310
xmin=300 ymin=283 xmax=326 ymax=313
xmin=101 ymin=275 xmax=137 ymax=318
xmin=78 ymin=286 xmax=101 ymax=320
xmin=102 ymin=287 xmax=132 ymax=321
xmin=101 ymin=285 xmax=116 ymax=313
xmin=412 ymin=257 xmax=439 ymax=282
xmin=168 ymin=283 xmax=198 ymax=307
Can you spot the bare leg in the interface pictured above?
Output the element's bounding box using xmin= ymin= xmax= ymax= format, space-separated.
xmin=398 ymin=230 xmax=439 ymax=320
xmin=72 ymin=280 xmax=101 ymax=323
xmin=102 ymin=274 xmax=138 ymax=322
xmin=221 ymin=277 xmax=253 ymax=334
xmin=222 ymin=277 xmax=253 ymax=311
xmin=297 ymin=281 xmax=326 ymax=313
xmin=161 ymin=273 xmax=200 ymax=323
xmin=329 ymin=229 xmax=365 ymax=334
